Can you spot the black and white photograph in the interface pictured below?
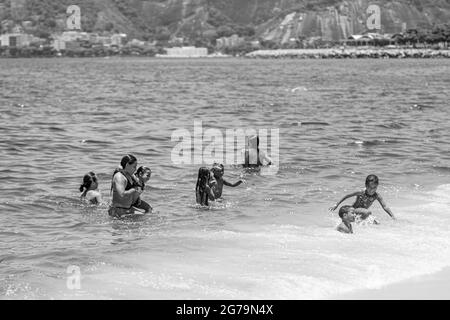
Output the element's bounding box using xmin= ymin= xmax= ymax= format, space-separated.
xmin=1 ymin=0 xmax=449 ymax=302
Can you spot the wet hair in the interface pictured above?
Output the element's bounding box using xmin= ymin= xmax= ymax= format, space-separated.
xmin=80 ymin=172 xmax=97 ymax=194
xmin=365 ymin=174 xmax=379 ymax=187
xmin=120 ymin=154 xmax=137 ymax=169
xmin=136 ymin=166 xmax=151 ymax=177
xmin=212 ymin=163 xmax=224 ymax=174
xmin=196 ymin=167 xmax=211 ymax=205
xmin=339 ymin=205 xmax=353 ymax=219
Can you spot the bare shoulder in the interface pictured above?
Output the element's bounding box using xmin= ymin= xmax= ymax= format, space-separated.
xmin=114 ymin=171 xmax=126 ymax=183
xmin=350 ymin=190 xmax=364 ymax=196
xmin=337 ymin=224 xmax=351 ymax=234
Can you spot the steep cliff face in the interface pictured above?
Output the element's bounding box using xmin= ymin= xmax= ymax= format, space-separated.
xmin=1 ymin=0 xmax=450 ymax=42
xmin=135 ymin=0 xmax=450 ymax=41
xmin=257 ymin=0 xmax=450 ymax=42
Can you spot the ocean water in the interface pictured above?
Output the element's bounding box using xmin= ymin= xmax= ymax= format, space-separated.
xmin=0 ymin=57 xmax=449 ymax=299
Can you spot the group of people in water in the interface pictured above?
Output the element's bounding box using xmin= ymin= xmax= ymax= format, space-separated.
xmin=79 ymin=154 xmax=153 ymax=217
xmin=79 ymin=135 xmax=396 ymax=233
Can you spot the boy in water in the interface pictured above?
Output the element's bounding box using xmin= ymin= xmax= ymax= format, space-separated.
xmin=330 ymin=174 xmax=396 ymax=222
xmin=132 ymin=166 xmax=153 ymax=213
xmin=210 ymin=163 xmax=244 ymax=199
xmin=337 ymin=205 xmax=356 ymax=234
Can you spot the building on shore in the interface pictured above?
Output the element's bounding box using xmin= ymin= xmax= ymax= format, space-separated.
xmin=111 ymin=33 xmax=127 ymax=48
xmin=128 ymin=38 xmax=146 ymax=47
xmin=51 ymin=32 xmax=128 ymax=51
xmin=0 ymin=33 xmax=40 ymax=47
xmin=163 ymin=46 xmax=208 ymax=57
xmin=344 ymin=33 xmax=395 ymax=46
xmin=52 ymin=39 xmax=66 ymax=51
xmin=59 ymin=31 xmax=90 ymax=42
xmin=216 ymin=34 xmax=246 ymax=49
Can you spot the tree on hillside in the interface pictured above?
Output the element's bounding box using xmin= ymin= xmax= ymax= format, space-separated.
xmin=217 ymin=25 xmax=234 ymax=38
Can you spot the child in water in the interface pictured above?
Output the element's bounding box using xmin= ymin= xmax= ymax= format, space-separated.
xmin=336 ymin=205 xmax=356 ymax=234
xmin=196 ymin=167 xmax=216 ymax=206
xmin=132 ymin=166 xmax=153 ymax=213
xmin=80 ymin=172 xmax=102 ymax=205
xmin=210 ymin=163 xmax=244 ymax=199
xmin=330 ymin=174 xmax=396 ymax=222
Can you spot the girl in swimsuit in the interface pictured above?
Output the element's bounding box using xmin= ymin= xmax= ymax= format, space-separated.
xmin=330 ymin=175 xmax=396 ymax=221
xmin=196 ymin=167 xmax=216 ymax=206
xmin=80 ymin=172 xmax=102 ymax=205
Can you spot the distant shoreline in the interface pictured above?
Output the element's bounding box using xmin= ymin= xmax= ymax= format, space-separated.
xmin=1 ymin=48 xmax=450 ymax=59
xmin=246 ymin=48 xmax=450 ymax=59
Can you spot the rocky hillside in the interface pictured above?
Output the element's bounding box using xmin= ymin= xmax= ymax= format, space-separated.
xmin=1 ymin=0 xmax=449 ymax=42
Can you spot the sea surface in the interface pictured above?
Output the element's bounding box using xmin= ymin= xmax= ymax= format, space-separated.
xmin=0 ymin=57 xmax=449 ymax=299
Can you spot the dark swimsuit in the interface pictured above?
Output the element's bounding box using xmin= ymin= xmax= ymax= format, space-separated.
xmin=353 ymin=190 xmax=379 ymax=209
xmin=109 ymin=170 xmax=136 ymax=217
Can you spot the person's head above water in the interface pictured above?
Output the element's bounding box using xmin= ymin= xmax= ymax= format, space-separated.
xmin=120 ymin=154 xmax=138 ymax=175
xmin=79 ymin=172 xmax=98 ymax=193
xmin=339 ymin=205 xmax=355 ymax=222
xmin=365 ymin=174 xmax=379 ymax=193
xmin=211 ymin=163 xmax=224 ymax=178
xmin=136 ymin=166 xmax=152 ymax=183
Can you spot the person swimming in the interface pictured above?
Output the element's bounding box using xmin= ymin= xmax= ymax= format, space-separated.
xmin=336 ymin=205 xmax=356 ymax=234
xmin=79 ymin=172 xmax=102 ymax=205
xmin=209 ymin=163 xmax=243 ymax=199
xmin=132 ymin=166 xmax=153 ymax=213
xmin=243 ymin=135 xmax=273 ymax=168
xmin=330 ymin=174 xmax=396 ymax=221
xmin=196 ymin=167 xmax=216 ymax=206
xmin=108 ymin=154 xmax=142 ymax=218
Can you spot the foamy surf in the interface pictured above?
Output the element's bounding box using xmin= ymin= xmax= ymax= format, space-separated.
xmin=3 ymin=184 xmax=447 ymax=300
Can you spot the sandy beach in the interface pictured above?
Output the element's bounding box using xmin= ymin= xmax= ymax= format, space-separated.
xmin=336 ymin=267 xmax=450 ymax=300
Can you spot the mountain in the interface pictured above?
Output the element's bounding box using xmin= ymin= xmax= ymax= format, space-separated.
xmin=1 ymin=0 xmax=450 ymax=43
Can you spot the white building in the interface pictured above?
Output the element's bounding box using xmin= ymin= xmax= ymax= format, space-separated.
xmin=52 ymin=39 xmax=66 ymax=51
xmin=59 ymin=31 xmax=89 ymax=42
xmin=0 ymin=33 xmax=31 ymax=47
xmin=216 ymin=34 xmax=245 ymax=49
xmin=111 ymin=33 xmax=127 ymax=47
xmin=164 ymin=46 xmax=208 ymax=57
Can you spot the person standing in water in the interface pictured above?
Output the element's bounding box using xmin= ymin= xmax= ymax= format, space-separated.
xmin=79 ymin=172 xmax=102 ymax=205
xmin=243 ymin=135 xmax=273 ymax=168
xmin=330 ymin=174 xmax=396 ymax=221
xmin=109 ymin=154 xmax=142 ymax=218
xmin=210 ymin=163 xmax=244 ymax=199
xmin=196 ymin=167 xmax=216 ymax=206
